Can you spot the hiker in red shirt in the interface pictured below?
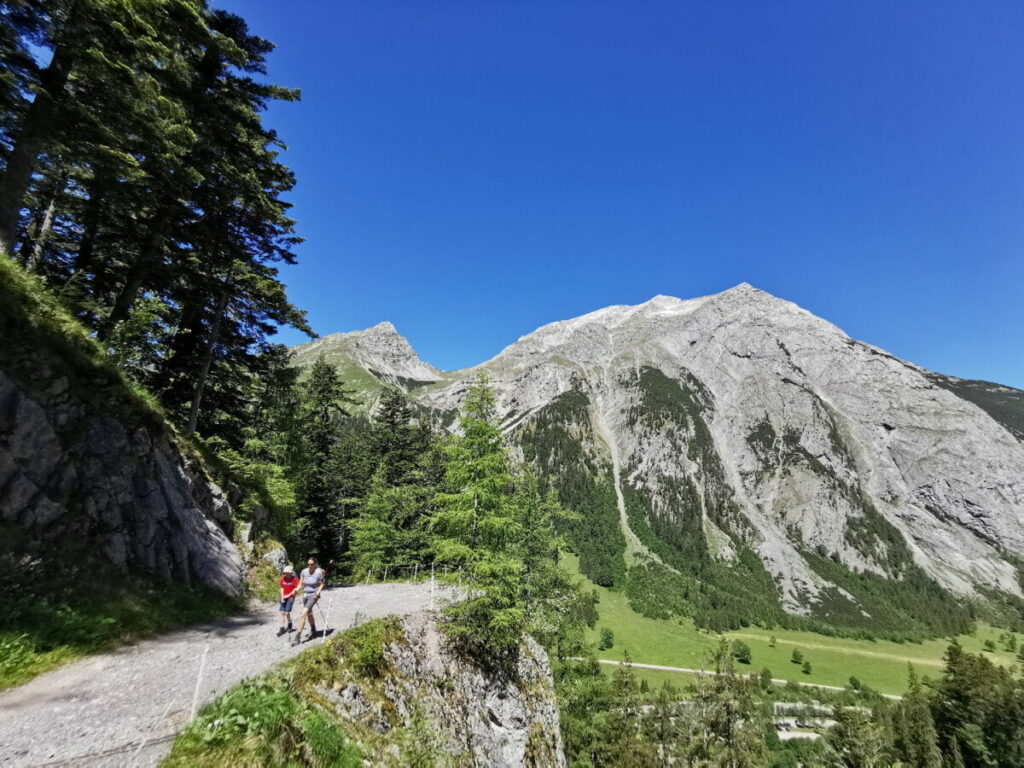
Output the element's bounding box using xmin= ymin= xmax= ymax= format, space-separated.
xmin=278 ymin=565 xmax=300 ymax=636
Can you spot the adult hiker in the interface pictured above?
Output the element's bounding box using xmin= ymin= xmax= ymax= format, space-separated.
xmin=277 ymin=565 xmax=299 ymax=636
xmin=292 ymin=557 xmax=325 ymax=644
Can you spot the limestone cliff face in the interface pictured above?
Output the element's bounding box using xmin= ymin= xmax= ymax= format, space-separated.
xmin=299 ymin=285 xmax=1024 ymax=616
xmin=318 ymin=614 xmax=565 ymax=768
xmin=0 ymin=365 xmax=244 ymax=596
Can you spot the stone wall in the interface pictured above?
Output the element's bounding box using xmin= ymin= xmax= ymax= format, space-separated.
xmin=0 ymin=366 xmax=244 ymax=596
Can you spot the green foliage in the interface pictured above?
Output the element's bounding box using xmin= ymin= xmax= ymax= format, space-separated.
xmin=430 ymin=373 xmax=526 ymax=660
xmin=0 ymin=0 xmax=311 ymax=454
xmin=931 ymin=641 xmax=1024 ymax=768
xmin=518 ymin=389 xmax=626 ymax=587
xmin=388 ymin=702 xmax=455 ymax=768
xmin=622 ymin=485 xmax=782 ymax=632
xmin=889 ymin=667 xmax=943 ymax=768
xmin=687 ymin=639 xmax=769 ymax=767
xmin=296 ymin=355 xmax=360 ymax=560
xmin=336 ymin=618 xmax=394 ymax=678
xmin=791 ymin=648 xmax=804 ymax=664
xmin=165 ymin=676 xmax=362 ymax=768
xmin=299 ymin=709 xmax=364 ymax=768
xmin=0 ymin=563 xmax=238 ymax=689
xmin=349 ymin=388 xmax=442 ymax=574
xmin=598 ymin=627 xmax=615 ymax=651
xmin=802 ymin=550 xmax=972 ymax=639
xmin=925 ymin=373 xmax=1024 ymax=442
xmin=801 ymin=660 xmax=812 ymax=675
xmin=824 ymin=706 xmax=888 ymax=768
xmin=733 ymin=640 xmax=752 ymax=664
xmin=0 ymin=252 xmax=167 ymax=432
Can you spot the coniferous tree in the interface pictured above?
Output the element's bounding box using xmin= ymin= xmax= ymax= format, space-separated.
xmin=349 ymin=387 xmax=442 ymax=573
xmin=890 ymin=666 xmax=942 ymax=768
xmin=825 ymin=706 xmax=887 ymax=768
xmin=600 ymin=652 xmax=660 ymax=767
xmin=430 ymin=373 xmax=524 ymax=659
xmin=296 ymin=355 xmax=356 ymax=560
xmin=688 ymin=638 xmax=767 ymax=768
xmin=0 ymin=2 xmax=310 ymax=447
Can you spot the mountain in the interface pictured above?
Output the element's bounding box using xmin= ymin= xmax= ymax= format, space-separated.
xmin=293 ymin=285 xmax=1024 ymax=633
xmin=291 ymin=321 xmax=450 ymax=410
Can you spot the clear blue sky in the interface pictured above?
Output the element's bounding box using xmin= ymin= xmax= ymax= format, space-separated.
xmin=220 ymin=1 xmax=1023 ymax=386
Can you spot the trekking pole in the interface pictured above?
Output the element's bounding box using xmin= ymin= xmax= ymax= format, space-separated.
xmin=317 ymin=599 xmax=331 ymax=645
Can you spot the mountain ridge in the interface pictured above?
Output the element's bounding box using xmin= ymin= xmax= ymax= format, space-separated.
xmin=291 ymin=285 xmax=1024 ymax=629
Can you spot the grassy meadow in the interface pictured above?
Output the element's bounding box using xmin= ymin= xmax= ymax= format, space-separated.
xmin=563 ymin=553 xmax=1022 ymax=696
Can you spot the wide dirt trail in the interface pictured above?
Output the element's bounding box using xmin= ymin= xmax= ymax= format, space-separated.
xmin=0 ymin=581 xmax=435 ymax=767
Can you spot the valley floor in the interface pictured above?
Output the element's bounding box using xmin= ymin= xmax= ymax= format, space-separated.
xmin=0 ymin=582 xmax=435 ymax=768
xmin=564 ymin=554 xmax=1022 ymax=696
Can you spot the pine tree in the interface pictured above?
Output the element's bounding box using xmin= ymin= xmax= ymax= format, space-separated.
xmin=296 ymin=355 xmax=356 ymax=560
xmin=891 ymin=665 xmax=942 ymax=768
xmin=826 ymin=707 xmax=887 ymax=768
xmin=372 ymin=387 xmax=422 ymax=484
xmin=430 ymin=373 xmax=524 ymax=660
xmin=687 ymin=638 xmax=767 ymax=768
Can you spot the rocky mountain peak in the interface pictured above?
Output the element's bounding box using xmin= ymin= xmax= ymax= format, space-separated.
xmin=292 ymin=322 xmax=444 ymax=386
xmin=292 ymin=286 xmax=1024 ymax=625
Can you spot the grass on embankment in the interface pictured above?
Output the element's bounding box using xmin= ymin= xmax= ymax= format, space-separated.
xmin=563 ymin=553 xmax=1022 ymax=696
xmin=0 ymin=578 xmax=240 ymax=690
xmin=164 ymin=619 xmax=404 ymax=767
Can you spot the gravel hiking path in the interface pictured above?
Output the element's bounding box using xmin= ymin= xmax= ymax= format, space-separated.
xmin=0 ymin=582 xmax=438 ymax=767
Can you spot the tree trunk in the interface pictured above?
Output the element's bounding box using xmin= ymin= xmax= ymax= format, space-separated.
xmin=98 ymin=207 xmax=169 ymax=340
xmin=185 ymin=289 xmax=229 ymax=435
xmin=72 ymin=170 xmax=109 ymax=278
xmin=0 ymin=45 xmax=74 ymax=256
xmin=25 ymin=193 xmax=58 ymax=272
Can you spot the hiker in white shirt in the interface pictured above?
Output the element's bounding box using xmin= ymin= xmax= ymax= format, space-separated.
xmin=291 ymin=557 xmax=325 ymax=644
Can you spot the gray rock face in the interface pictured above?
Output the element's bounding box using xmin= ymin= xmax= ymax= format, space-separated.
xmin=0 ymin=367 xmax=244 ymax=596
xmin=302 ymin=284 xmax=1024 ymax=615
xmin=322 ymin=613 xmax=565 ymax=768
xmin=293 ymin=321 xmax=444 ymax=386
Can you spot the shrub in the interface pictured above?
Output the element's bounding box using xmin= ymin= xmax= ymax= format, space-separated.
xmin=731 ymin=640 xmax=752 ymax=664
xmin=598 ymin=627 xmax=615 ymax=650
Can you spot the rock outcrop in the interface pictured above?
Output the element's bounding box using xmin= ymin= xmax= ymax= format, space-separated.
xmin=0 ymin=365 xmax=244 ymax=596
xmin=316 ymin=614 xmax=565 ymax=767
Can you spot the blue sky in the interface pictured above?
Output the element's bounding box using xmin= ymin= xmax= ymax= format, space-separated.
xmin=221 ymin=1 xmax=1023 ymax=386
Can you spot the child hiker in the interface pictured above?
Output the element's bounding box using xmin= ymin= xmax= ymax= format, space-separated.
xmin=278 ymin=565 xmax=300 ymax=636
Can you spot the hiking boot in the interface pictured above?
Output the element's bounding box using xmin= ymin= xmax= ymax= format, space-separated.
xmin=277 ymin=627 xmax=287 ymax=637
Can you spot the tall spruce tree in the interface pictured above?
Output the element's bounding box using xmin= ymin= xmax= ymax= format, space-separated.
xmin=297 ymin=355 xmax=356 ymax=560
xmin=430 ymin=372 xmax=525 ymax=659
xmin=890 ymin=665 xmax=942 ymax=768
